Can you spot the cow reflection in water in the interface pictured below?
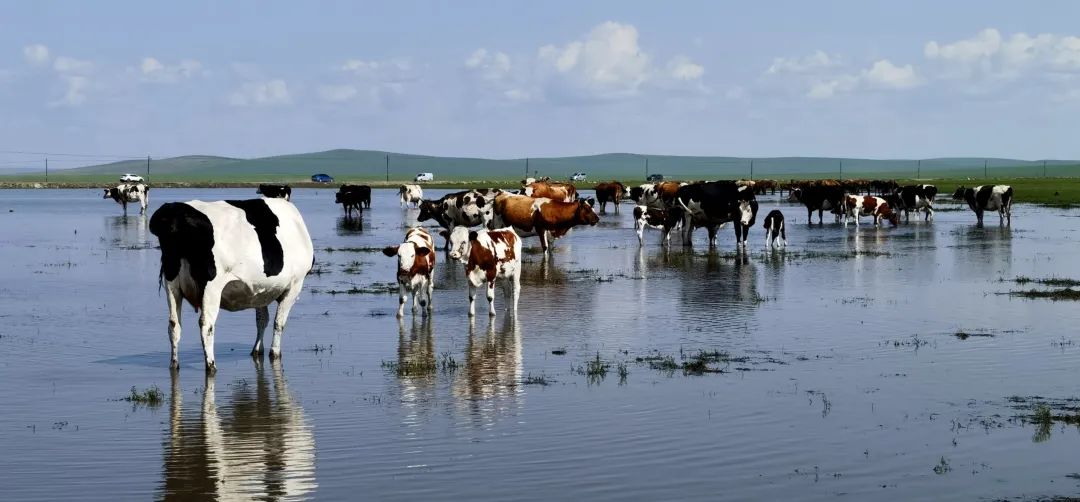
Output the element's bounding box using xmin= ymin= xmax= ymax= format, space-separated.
xmin=161 ymin=360 xmax=316 ymax=501
xmin=453 ymin=316 xmax=523 ymax=422
xmin=396 ymin=316 xmax=437 ymax=411
xmin=336 ymin=216 xmax=363 ymax=235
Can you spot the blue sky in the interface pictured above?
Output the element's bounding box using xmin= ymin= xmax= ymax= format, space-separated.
xmin=2 ymin=1 xmax=1080 ymax=168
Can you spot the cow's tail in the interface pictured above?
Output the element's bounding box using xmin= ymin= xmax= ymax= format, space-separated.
xmin=1003 ymin=186 xmax=1014 ymax=212
xmin=149 ymin=202 xmax=216 ymax=308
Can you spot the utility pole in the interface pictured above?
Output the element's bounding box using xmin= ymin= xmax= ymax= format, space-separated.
xmin=839 ymin=159 xmax=843 ymax=180
xmin=45 ymin=157 xmax=48 ymax=183
xmin=749 ymin=159 xmax=754 ymax=180
xmin=644 ymin=157 xmax=649 ymax=179
xmin=146 ymin=156 xmax=151 ymax=182
xmin=526 ymin=157 xmax=529 ymax=178
xmin=984 ymin=159 xmax=988 ymax=179
xmin=1044 ymin=160 xmax=1048 ymax=178
xmin=917 ymin=159 xmax=921 ymax=179
xmin=385 ymin=154 xmax=389 ymax=182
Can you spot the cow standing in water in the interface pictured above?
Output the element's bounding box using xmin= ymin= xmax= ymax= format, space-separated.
xmin=399 ymin=184 xmax=423 ymax=208
xmin=594 ymin=181 xmax=626 ymax=214
xmin=953 ymin=185 xmax=1013 ymax=225
xmin=104 ymin=183 xmax=149 ymax=215
xmin=762 ymin=210 xmax=787 ymax=249
xmin=336 ymin=184 xmax=370 ymax=218
xmin=149 ymin=198 xmax=314 ymax=372
xmin=444 ymin=226 xmax=522 ymax=317
xmin=382 ymin=227 xmax=436 ymax=318
xmin=491 ymin=194 xmax=599 ymax=252
xmin=889 ymin=184 xmax=937 ymax=222
xmin=840 ymin=195 xmax=899 ymax=226
xmin=256 ymin=184 xmax=292 ymax=201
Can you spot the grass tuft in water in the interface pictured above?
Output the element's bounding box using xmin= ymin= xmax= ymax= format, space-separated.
xmin=1008 ymin=288 xmax=1080 ymax=301
xmin=123 ymin=385 xmax=164 ymax=406
xmin=932 ymin=456 xmax=952 ymax=475
xmin=1010 ymin=276 xmax=1080 ymax=287
xmin=522 ymin=373 xmax=551 ymax=386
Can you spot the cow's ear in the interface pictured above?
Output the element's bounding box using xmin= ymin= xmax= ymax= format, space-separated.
xmin=438 ymin=229 xmax=449 ymax=238
xmin=381 ymin=246 xmax=398 ymax=257
xmin=415 ymin=246 xmax=431 ymax=256
xmin=468 ymin=231 xmax=479 ymax=241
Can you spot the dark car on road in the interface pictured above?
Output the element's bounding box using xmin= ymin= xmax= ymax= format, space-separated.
xmin=646 ymin=173 xmax=664 ymax=182
xmin=311 ymin=173 xmax=334 ymax=183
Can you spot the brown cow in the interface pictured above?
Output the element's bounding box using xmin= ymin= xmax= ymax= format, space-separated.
xmin=840 ymin=195 xmax=899 ymax=226
xmin=594 ymin=181 xmax=626 ymax=214
xmin=492 ymin=194 xmax=599 ymax=251
xmin=523 ymin=181 xmax=577 ymax=202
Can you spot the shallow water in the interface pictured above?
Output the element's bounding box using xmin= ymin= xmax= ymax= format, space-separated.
xmin=1 ymin=188 xmax=1079 ymax=501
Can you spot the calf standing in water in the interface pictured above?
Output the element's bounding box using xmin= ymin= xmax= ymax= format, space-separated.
xmin=762 ymin=210 xmax=786 ymax=249
xmin=382 ymin=227 xmax=436 ymax=318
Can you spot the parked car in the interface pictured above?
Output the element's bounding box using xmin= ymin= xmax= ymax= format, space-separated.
xmin=120 ymin=173 xmax=144 ymax=183
xmin=414 ymin=172 xmax=434 ymax=182
xmin=311 ymin=173 xmax=334 ymax=183
xmin=570 ymin=172 xmax=587 ymax=182
xmin=646 ymin=173 xmax=664 ymax=182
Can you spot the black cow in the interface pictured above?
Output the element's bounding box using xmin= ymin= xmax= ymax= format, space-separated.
xmin=788 ymin=185 xmax=844 ymax=224
xmin=889 ymin=184 xmax=937 ymax=222
xmin=417 ymin=189 xmax=502 ymax=248
xmin=952 ymin=185 xmax=1013 ymax=225
xmin=256 ymin=184 xmax=292 ymax=201
xmin=335 ymin=184 xmax=371 ymax=218
xmin=762 ymin=210 xmax=786 ymax=249
xmin=672 ymin=181 xmax=759 ymax=248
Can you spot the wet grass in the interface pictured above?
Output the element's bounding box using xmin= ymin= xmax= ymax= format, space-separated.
xmin=1009 ymin=276 xmax=1080 ymax=287
xmin=121 ymin=385 xmax=164 ymax=406
xmin=312 ymin=282 xmax=398 ymax=295
xmin=309 ymin=263 xmax=329 ymax=276
xmin=300 ymin=344 xmax=334 ymax=353
xmin=954 ymin=331 xmax=995 ymax=340
xmin=322 ymin=246 xmax=385 ymax=253
xmin=1008 ymin=288 xmax=1080 ymax=301
xmin=522 ymin=373 xmax=551 ymax=386
xmin=382 ymin=359 xmax=436 ymax=377
xmin=932 ymin=456 xmax=952 ymax=475
xmin=573 ymin=353 xmax=610 ymax=384
xmin=342 ymin=261 xmax=365 ymax=274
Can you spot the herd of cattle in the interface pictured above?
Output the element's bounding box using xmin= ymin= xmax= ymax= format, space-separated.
xmin=112 ymin=177 xmax=1014 ymax=371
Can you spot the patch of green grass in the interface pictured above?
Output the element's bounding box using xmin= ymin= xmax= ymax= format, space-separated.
xmin=381 ymin=359 xmax=436 ymax=377
xmin=932 ymin=456 xmax=952 ymax=475
xmin=313 ymin=282 xmax=398 ymax=295
xmin=1010 ymin=276 xmax=1080 ymax=287
xmin=342 ymin=261 xmax=365 ymax=274
xmin=322 ymin=246 xmax=385 ymax=254
xmin=522 ymin=373 xmax=551 ymax=386
xmin=953 ymin=331 xmax=994 ymax=340
xmin=616 ymin=362 xmax=630 ymax=384
xmin=300 ymin=344 xmax=333 ymax=353
xmin=438 ymin=351 xmax=459 ymax=373
xmin=122 ymin=385 xmax=164 ymax=406
xmin=1008 ymin=288 xmax=1080 ymax=301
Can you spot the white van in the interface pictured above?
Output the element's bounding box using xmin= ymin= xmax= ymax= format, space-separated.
xmin=414 ymin=172 xmax=434 ymax=182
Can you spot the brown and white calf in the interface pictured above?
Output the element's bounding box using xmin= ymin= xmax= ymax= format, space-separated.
xmin=841 ymin=195 xmax=899 ymax=226
xmin=382 ymin=227 xmax=436 ymax=318
xmin=444 ymin=226 xmax=522 ymax=317
xmin=762 ymin=210 xmax=786 ymax=248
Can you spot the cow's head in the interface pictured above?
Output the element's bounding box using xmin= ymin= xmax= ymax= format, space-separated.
xmin=576 ymin=200 xmax=600 ymax=226
xmin=581 ymin=197 xmax=595 ymax=208
xmin=334 ymin=192 xmax=345 ymax=204
xmin=522 ymin=185 xmax=535 ymax=197
xmin=880 ymin=204 xmax=900 ymax=226
xmin=952 ymin=186 xmax=967 ymax=200
xmin=446 ymin=226 xmax=472 ymax=262
xmin=417 ymin=200 xmax=438 ymax=222
xmin=628 ymin=186 xmax=645 ymax=203
xmin=382 ymin=242 xmax=431 ymax=273
xmin=787 ymin=188 xmax=802 ymax=203
xmin=102 ymin=188 xmax=113 ymax=199
xmin=738 ymin=200 xmax=754 ymax=226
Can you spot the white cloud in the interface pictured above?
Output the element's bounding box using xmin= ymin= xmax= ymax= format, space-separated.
xmin=464 ymin=48 xmax=512 ymax=81
xmin=537 ymin=21 xmax=652 ymax=99
xmin=52 ymin=76 xmax=89 ymax=107
xmin=767 ymin=50 xmax=837 ymax=74
xmin=926 ymin=28 xmax=1080 ymax=79
xmin=53 ymin=56 xmax=93 ymax=74
xmin=318 ymin=84 xmax=358 ymax=102
xmin=807 ymin=76 xmax=859 ymax=99
xmin=229 ymin=79 xmax=291 ymax=107
xmin=668 ymin=56 xmax=705 ymax=81
xmin=863 ymin=60 xmax=920 ymax=89
xmin=23 ymin=44 xmax=50 ymax=65
xmin=139 ymin=57 xmax=203 ymax=83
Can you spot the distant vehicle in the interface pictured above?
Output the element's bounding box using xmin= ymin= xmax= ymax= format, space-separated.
xmin=646 ymin=173 xmax=664 ymax=182
xmin=311 ymin=173 xmax=334 ymax=183
xmin=571 ymin=172 xmax=587 ymax=182
xmin=414 ymin=172 xmax=434 ymax=182
xmin=120 ymin=173 xmax=144 ymax=183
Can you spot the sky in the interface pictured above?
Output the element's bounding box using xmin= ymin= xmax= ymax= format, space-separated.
xmin=2 ymin=0 xmax=1080 ymax=169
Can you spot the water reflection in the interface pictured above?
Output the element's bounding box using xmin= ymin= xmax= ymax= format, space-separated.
xmin=453 ymin=316 xmax=523 ymax=425
xmin=335 ymin=216 xmax=364 ymax=235
xmin=160 ymin=361 xmax=316 ymax=501
xmin=951 ymin=225 xmax=1014 ymax=277
xmin=105 ymin=215 xmax=149 ymax=249
xmin=396 ymin=316 xmax=437 ymax=407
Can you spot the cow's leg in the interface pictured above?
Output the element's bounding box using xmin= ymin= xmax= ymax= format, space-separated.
xmin=635 ymin=218 xmax=645 ymax=246
xmin=141 ymin=195 xmax=148 ymax=214
xmin=817 ymin=208 xmax=823 ymax=225
xmin=198 ymin=286 xmax=222 ymax=373
xmin=975 ymin=208 xmax=984 ymax=225
xmin=486 ymin=280 xmax=497 ymax=317
xmin=539 ymin=231 xmax=550 ymax=253
xmin=510 ymin=268 xmax=521 ymax=314
xmin=424 ymin=276 xmax=434 ymax=314
xmin=614 ymin=200 xmax=620 ymax=214
xmin=926 ymin=206 xmax=933 ymax=221
xmin=395 ymin=281 xmax=407 ymax=318
xmin=467 ymin=281 xmax=477 ymax=317
xmin=765 ymin=224 xmax=772 ymax=249
xmin=166 ymin=282 xmax=183 ymax=370
xmin=269 ymin=284 xmax=302 ymax=360
xmin=252 ymin=305 xmax=269 ymax=357
xmin=411 ymin=284 xmax=420 ymax=314
xmin=707 ymin=225 xmax=718 ymax=248
xmin=779 ymin=222 xmax=787 ymax=247
xmin=122 ymin=199 xmax=128 ymax=216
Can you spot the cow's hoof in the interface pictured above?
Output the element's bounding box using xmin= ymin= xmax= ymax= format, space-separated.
xmin=269 ymin=350 xmax=282 ymax=360
xmin=250 ymin=349 xmax=263 ymax=358
xmin=204 ymin=362 xmax=217 ymax=375
xmin=170 ymin=360 xmax=180 ymax=371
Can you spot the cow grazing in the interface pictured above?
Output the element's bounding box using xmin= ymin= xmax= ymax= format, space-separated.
xmin=788 ymin=184 xmax=844 ymax=224
xmin=841 ymin=195 xmax=899 ymax=226
xmin=523 ymin=181 xmax=577 ymax=202
xmin=256 ymin=184 xmax=292 ymax=201
xmin=399 ymin=184 xmax=423 ymax=208
xmin=417 ymin=189 xmax=502 ymax=248
xmin=444 ymin=226 xmax=522 ymax=317
xmin=492 ymin=194 xmax=599 ymax=251
xmin=673 ymin=181 xmax=759 ymax=248
xmin=953 ymin=185 xmax=1013 ymax=225
xmin=335 ymin=184 xmax=371 ymax=218
xmin=633 ymin=205 xmax=680 ymax=246
xmin=594 ymin=181 xmax=626 ymax=214
xmin=149 ymin=198 xmax=314 ymax=372
xmin=762 ymin=210 xmax=787 ymax=249
xmin=381 ymin=227 xmax=436 ymax=318
xmin=890 ymin=184 xmax=938 ymax=222
xmin=103 ymin=183 xmax=149 ymax=215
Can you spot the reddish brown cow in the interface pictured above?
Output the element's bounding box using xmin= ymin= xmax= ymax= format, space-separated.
xmin=523 ymin=181 xmax=577 ymax=202
xmin=594 ymin=181 xmax=626 ymax=214
xmin=381 ymin=227 xmax=436 ymax=317
xmin=492 ymin=194 xmax=599 ymax=251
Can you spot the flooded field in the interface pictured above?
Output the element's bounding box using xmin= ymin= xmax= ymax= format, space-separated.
xmin=2 ymin=187 xmax=1080 ymax=500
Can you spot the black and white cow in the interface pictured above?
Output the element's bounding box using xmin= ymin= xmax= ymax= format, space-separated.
xmin=399 ymin=184 xmax=423 ymax=208
xmin=103 ymin=183 xmax=149 ymax=215
xmin=257 ymin=184 xmax=292 ymax=201
xmin=149 ymin=198 xmax=314 ymax=372
xmin=953 ymin=185 xmax=1013 ymax=225
xmin=889 ymin=184 xmax=936 ymax=222
xmin=673 ymin=181 xmax=759 ymax=248
xmin=632 ymin=205 xmax=680 ymax=246
xmin=762 ymin=210 xmax=786 ymax=249
xmin=787 ymin=184 xmax=844 ymax=224
xmin=417 ymin=189 xmax=502 ymax=248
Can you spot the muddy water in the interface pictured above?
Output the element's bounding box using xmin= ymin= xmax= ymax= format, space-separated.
xmin=1 ymin=188 xmax=1079 ymax=500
